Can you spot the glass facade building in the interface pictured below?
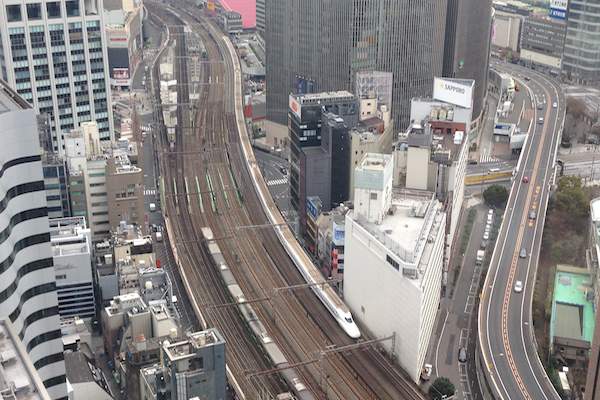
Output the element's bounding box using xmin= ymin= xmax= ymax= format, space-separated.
xmin=266 ymin=0 xmax=447 ymax=129
xmin=563 ymin=0 xmax=600 ymax=82
xmin=0 ymin=0 xmax=114 ymax=153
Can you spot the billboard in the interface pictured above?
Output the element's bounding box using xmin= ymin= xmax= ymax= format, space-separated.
xmin=433 ymin=77 xmax=474 ymax=109
xmin=289 ymin=94 xmax=302 ymax=119
xmin=332 ymin=221 xmax=345 ymax=246
xmin=549 ymin=0 xmax=568 ymax=19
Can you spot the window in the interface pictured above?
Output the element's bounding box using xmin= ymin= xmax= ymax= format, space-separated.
xmin=26 ymin=3 xmax=42 ymax=20
xmin=65 ymin=0 xmax=79 ymax=16
xmin=386 ymin=255 xmax=400 ymax=271
xmin=370 ymin=192 xmax=378 ymax=200
xmin=56 ymin=274 xmax=66 ymax=280
xmin=46 ymin=1 xmax=61 ymax=18
xmin=6 ymin=5 xmax=22 ymax=22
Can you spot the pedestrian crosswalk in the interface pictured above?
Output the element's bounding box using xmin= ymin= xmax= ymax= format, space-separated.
xmin=479 ymin=150 xmax=503 ymax=164
xmin=267 ymin=178 xmax=288 ymax=187
xmin=144 ymin=188 xmax=157 ymax=196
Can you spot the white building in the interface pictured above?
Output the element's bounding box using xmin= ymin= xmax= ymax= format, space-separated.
xmin=0 ymin=81 xmax=66 ymax=398
xmin=344 ymin=153 xmax=446 ymax=383
xmin=0 ymin=0 xmax=114 ymax=150
xmin=64 ymin=122 xmax=110 ymax=240
xmin=50 ymin=217 xmax=96 ymax=319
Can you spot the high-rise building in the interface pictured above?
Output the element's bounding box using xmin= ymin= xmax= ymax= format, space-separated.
xmin=255 ymin=0 xmax=264 ymax=34
xmin=0 ymin=0 xmax=114 ymax=151
xmin=563 ymin=0 xmax=600 ymax=83
xmin=50 ymin=216 xmax=96 ymax=319
xmin=266 ymin=0 xmax=447 ymax=130
xmin=344 ymin=153 xmax=446 ymax=383
xmin=443 ymin=0 xmax=492 ymax=121
xmin=520 ymin=15 xmax=566 ymax=72
xmin=288 ymin=91 xmax=357 ymax=233
xmin=162 ymin=329 xmax=226 ymax=400
xmin=0 ymin=81 xmax=67 ymax=399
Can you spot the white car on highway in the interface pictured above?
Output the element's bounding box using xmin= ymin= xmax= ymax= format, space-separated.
xmin=514 ymin=280 xmax=523 ymax=293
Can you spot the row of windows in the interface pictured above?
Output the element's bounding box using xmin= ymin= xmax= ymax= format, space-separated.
xmin=8 ymin=282 xmax=56 ymax=327
xmin=18 ymin=306 xmax=59 ymax=340
xmin=0 ymin=258 xmax=54 ymax=305
xmin=0 ymin=208 xmax=48 ymax=245
xmin=5 ymin=1 xmax=81 ymax=22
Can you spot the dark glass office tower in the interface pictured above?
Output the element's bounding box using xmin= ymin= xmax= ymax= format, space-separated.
xmin=443 ymin=0 xmax=493 ymax=120
xmin=266 ymin=0 xmax=446 ymax=129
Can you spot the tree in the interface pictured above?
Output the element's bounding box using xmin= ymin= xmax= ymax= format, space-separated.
xmin=554 ymin=176 xmax=589 ymax=222
xmin=483 ymin=185 xmax=509 ymax=208
xmin=429 ymin=377 xmax=455 ymax=400
xmin=567 ymin=97 xmax=586 ymax=121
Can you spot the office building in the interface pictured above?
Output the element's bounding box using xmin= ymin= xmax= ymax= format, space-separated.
xmin=0 ymin=319 xmax=52 ymax=400
xmin=104 ymin=0 xmax=143 ymax=89
xmin=255 ymin=0 xmax=264 ymax=34
xmin=43 ymin=155 xmax=71 ymax=218
xmin=0 ymin=81 xmax=66 ymax=398
xmin=0 ymin=0 xmax=114 ymax=149
xmin=491 ymin=5 xmax=524 ymax=52
xmin=266 ymin=0 xmax=447 ymax=129
xmin=288 ymin=91 xmax=357 ymax=233
xmin=163 ymin=329 xmax=226 ymax=400
xmin=50 ymin=217 xmax=96 ymax=319
xmin=443 ymin=0 xmax=492 ymax=121
xmin=344 ymin=153 xmax=446 ymax=383
xmin=106 ymin=150 xmax=144 ymax=232
xmin=394 ymin=78 xmax=472 ymax=250
xmin=563 ymin=0 xmax=600 ymax=83
xmin=520 ymin=15 xmax=566 ymax=71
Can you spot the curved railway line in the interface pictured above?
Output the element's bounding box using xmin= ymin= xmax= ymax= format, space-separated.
xmin=147 ymin=2 xmax=426 ymax=399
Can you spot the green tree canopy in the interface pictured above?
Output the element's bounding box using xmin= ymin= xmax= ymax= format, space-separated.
xmin=554 ymin=176 xmax=589 ymax=221
xmin=483 ymin=185 xmax=509 ymax=208
xmin=429 ymin=377 xmax=455 ymax=400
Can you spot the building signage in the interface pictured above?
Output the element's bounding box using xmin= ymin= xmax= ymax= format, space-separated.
xmin=433 ymin=77 xmax=473 ymax=109
xmin=306 ymin=197 xmax=320 ymax=220
xmin=332 ymin=221 xmax=345 ymax=246
xmin=549 ymin=0 xmax=568 ymax=19
xmin=289 ymin=94 xmax=302 ymax=119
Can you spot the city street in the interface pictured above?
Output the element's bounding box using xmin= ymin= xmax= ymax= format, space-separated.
xmin=255 ymin=149 xmax=290 ymax=214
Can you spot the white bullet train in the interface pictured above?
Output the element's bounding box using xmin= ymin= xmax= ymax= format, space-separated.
xmin=223 ymin=34 xmax=361 ymax=339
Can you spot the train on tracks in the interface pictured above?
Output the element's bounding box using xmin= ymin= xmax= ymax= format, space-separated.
xmin=200 ymin=227 xmax=315 ymax=400
xmin=219 ymin=29 xmax=362 ymax=339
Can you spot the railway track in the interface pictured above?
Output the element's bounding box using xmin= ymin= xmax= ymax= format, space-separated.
xmin=148 ymin=2 xmax=426 ymax=399
xmin=146 ymin=5 xmax=288 ymax=398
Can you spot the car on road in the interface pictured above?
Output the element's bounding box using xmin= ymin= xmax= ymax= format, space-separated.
xmin=149 ymin=203 xmax=157 ymax=212
xmin=522 ymin=176 xmax=529 ymax=183
xmin=481 ymin=239 xmax=488 ymax=249
xmin=483 ymin=231 xmax=490 ymax=240
xmin=468 ymin=159 xmax=478 ymax=165
xmin=538 ymin=117 xmax=544 ymax=125
xmin=553 ymin=102 xmax=558 ymax=108
xmin=529 ymin=210 xmax=537 ymax=220
xmin=280 ymin=166 xmax=288 ymax=175
xmin=537 ymin=103 xmax=544 ymax=110
xmin=514 ymin=280 xmax=523 ymax=293
xmin=458 ymin=347 xmax=468 ymax=363
xmin=520 ymin=248 xmax=527 ymax=258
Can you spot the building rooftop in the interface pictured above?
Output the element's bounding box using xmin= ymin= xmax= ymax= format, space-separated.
xmin=351 ymin=189 xmax=444 ymax=281
xmin=163 ymin=329 xmax=225 ymax=362
xmin=294 ymin=91 xmax=355 ymax=105
xmin=551 ymin=265 xmax=595 ymax=343
xmin=404 ymin=121 xmax=466 ymax=165
xmin=0 ymin=320 xmax=50 ymax=400
xmin=0 ymin=80 xmax=31 ymax=113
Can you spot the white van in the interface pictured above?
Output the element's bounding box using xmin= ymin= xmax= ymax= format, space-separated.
xmin=149 ymin=203 xmax=157 ymax=212
xmin=155 ymin=231 xmax=163 ymax=242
